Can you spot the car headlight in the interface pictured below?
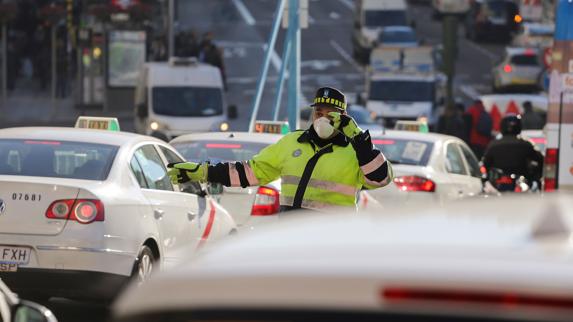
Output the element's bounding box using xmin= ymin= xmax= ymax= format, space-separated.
xmin=150 ymin=121 xmax=160 ymax=131
xmin=220 ymin=122 xmax=230 ymax=132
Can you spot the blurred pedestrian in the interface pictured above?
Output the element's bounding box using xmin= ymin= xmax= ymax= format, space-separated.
xmin=199 ymin=32 xmax=227 ymax=89
xmin=7 ymin=42 xmax=19 ymax=91
xmin=151 ymin=36 xmax=167 ymax=61
xmin=521 ymin=101 xmax=544 ymax=130
xmin=55 ymin=39 xmax=68 ymax=98
xmin=465 ymin=99 xmax=492 ymax=159
xmin=437 ymin=102 xmax=467 ymax=142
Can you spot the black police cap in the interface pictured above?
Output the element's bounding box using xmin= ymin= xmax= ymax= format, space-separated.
xmin=310 ymin=87 xmax=347 ymax=110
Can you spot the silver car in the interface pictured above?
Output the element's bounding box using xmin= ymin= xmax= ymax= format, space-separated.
xmin=492 ymin=47 xmax=542 ymax=93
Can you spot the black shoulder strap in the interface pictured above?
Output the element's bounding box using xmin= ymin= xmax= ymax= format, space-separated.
xmin=292 ymin=145 xmax=334 ymax=209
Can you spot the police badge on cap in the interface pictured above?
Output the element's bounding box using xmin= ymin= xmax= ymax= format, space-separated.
xmin=311 ymin=87 xmax=347 ymax=111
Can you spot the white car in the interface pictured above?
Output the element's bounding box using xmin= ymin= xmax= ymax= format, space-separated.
xmin=0 ymin=279 xmax=57 ymax=322
xmin=367 ymin=130 xmax=483 ymax=205
xmin=492 ymin=47 xmax=543 ymax=93
xmin=0 ymin=127 xmax=236 ymax=301
xmin=170 ymin=132 xmax=283 ymax=228
xmin=114 ymin=194 xmax=573 ymax=322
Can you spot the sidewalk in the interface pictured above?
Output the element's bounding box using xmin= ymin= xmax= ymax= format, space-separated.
xmin=0 ymin=79 xmax=134 ymax=129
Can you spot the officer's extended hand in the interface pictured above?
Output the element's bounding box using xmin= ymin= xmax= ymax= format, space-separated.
xmin=329 ymin=112 xmax=363 ymax=139
xmin=167 ymin=162 xmax=208 ymax=184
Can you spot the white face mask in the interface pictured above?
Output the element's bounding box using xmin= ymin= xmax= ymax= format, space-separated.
xmin=313 ymin=117 xmax=335 ymax=139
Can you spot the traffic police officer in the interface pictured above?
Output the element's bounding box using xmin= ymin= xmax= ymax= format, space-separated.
xmin=168 ymin=87 xmax=393 ymax=211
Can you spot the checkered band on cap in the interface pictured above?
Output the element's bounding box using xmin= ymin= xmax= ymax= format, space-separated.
xmin=311 ymin=87 xmax=347 ymax=110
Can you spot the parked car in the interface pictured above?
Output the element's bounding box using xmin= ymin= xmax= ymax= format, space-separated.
xmin=0 ymin=125 xmax=236 ymax=301
xmin=492 ymin=47 xmax=543 ymax=93
xmin=465 ymin=0 xmax=520 ymax=42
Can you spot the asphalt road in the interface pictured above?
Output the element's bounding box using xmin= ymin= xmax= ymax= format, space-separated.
xmin=35 ymin=1 xmax=509 ymax=321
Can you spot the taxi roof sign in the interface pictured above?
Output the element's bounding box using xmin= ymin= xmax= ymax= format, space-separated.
xmin=75 ymin=116 xmax=121 ymax=131
xmin=394 ymin=120 xmax=429 ymax=133
xmin=254 ymin=121 xmax=289 ymax=135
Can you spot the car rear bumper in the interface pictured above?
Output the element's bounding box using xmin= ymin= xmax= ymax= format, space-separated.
xmin=0 ymin=268 xmax=130 ymax=301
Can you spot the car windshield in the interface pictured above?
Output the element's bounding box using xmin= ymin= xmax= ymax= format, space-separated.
xmin=152 ymin=87 xmax=223 ymax=117
xmin=364 ymin=10 xmax=407 ymax=27
xmin=372 ymin=137 xmax=433 ymax=166
xmin=378 ymin=29 xmax=416 ymax=43
xmin=510 ymin=54 xmax=539 ymax=66
xmin=0 ymin=139 xmax=118 ymax=180
xmin=369 ymin=80 xmax=435 ymax=102
xmin=347 ymin=107 xmax=376 ymax=124
xmin=172 ymin=141 xmax=270 ymax=163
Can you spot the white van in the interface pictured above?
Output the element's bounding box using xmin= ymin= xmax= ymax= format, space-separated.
xmin=352 ymin=0 xmax=410 ymax=64
xmin=134 ymin=57 xmax=237 ymax=141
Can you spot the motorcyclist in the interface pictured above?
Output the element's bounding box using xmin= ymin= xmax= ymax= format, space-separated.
xmin=482 ymin=114 xmax=544 ymax=190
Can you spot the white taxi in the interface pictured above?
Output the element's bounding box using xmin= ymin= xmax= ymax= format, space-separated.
xmin=170 ymin=131 xmax=283 ymax=228
xmin=0 ymin=125 xmax=236 ymax=301
xmin=368 ymin=129 xmax=483 ymax=205
xmin=113 ymin=194 xmax=573 ymax=322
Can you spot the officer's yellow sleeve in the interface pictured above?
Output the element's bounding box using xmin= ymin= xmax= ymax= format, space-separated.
xmin=247 ymin=138 xmax=286 ymax=186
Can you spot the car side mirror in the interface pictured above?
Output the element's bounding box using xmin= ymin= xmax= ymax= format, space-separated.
xmin=136 ymin=103 xmax=148 ymax=118
xmin=207 ymin=182 xmax=223 ymax=195
xmin=227 ymin=105 xmax=238 ymax=120
xmin=13 ymin=301 xmax=57 ymax=322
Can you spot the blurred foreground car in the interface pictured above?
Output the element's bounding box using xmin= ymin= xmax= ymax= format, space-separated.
xmin=1 ymin=279 xmax=57 ymax=322
xmin=492 ymin=47 xmax=542 ymax=93
xmin=114 ymin=194 xmax=573 ymax=322
xmin=0 ymin=125 xmax=235 ymax=301
xmin=368 ymin=129 xmax=483 ymax=205
xmin=171 ymin=132 xmax=283 ymax=228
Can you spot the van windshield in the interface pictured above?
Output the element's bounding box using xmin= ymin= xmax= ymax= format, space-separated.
xmin=369 ymin=80 xmax=434 ymax=102
xmin=364 ymin=10 xmax=407 ymax=27
xmin=152 ymin=87 xmax=223 ymax=117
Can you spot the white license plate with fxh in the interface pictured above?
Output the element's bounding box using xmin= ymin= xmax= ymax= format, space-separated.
xmin=0 ymin=246 xmax=31 ymax=272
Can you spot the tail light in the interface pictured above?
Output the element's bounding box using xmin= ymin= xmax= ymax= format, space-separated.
xmin=251 ymin=186 xmax=280 ymax=216
xmin=503 ymin=64 xmax=512 ymax=73
xmin=544 ymin=148 xmax=558 ymax=191
xmin=394 ymin=176 xmax=436 ymax=192
xmin=46 ymin=199 xmax=104 ymax=224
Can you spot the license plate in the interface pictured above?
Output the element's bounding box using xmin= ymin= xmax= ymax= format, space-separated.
xmin=0 ymin=246 xmax=31 ymax=265
xmin=0 ymin=263 xmax=18 ymax=272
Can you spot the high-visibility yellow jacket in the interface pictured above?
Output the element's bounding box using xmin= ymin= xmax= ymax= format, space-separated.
xmin=207 ymin=128 xmax=393 ymax=210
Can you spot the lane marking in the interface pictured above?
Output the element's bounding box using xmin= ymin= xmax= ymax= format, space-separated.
xmin=338 ymin=0 xmax=354 ymax=11
xmin=459 ymin=85 xmax=481 ymax=100
xmin=231 ymin=0 xmax=256 ymax=25
xmin=464 ymin=40 xmax=498 ymax=62
xmin=330 ymin=39 xmax=363 ymax=73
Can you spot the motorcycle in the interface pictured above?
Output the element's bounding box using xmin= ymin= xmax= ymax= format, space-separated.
xmin=483 ymin=167 xmax=539 ymax=193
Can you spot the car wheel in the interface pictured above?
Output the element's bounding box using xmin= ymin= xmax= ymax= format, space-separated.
xmin=131 ymin=246 xmax=156 ymax=287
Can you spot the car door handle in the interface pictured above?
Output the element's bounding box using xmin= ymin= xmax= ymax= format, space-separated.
xmin=154 ymin=209 xmax=164 ymax=219
xmin=187 ymin=211 xmax=197 ymax=221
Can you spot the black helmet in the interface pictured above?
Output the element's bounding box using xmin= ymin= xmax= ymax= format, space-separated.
xmin=500 ymin=114 xmax=522 ymax=136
